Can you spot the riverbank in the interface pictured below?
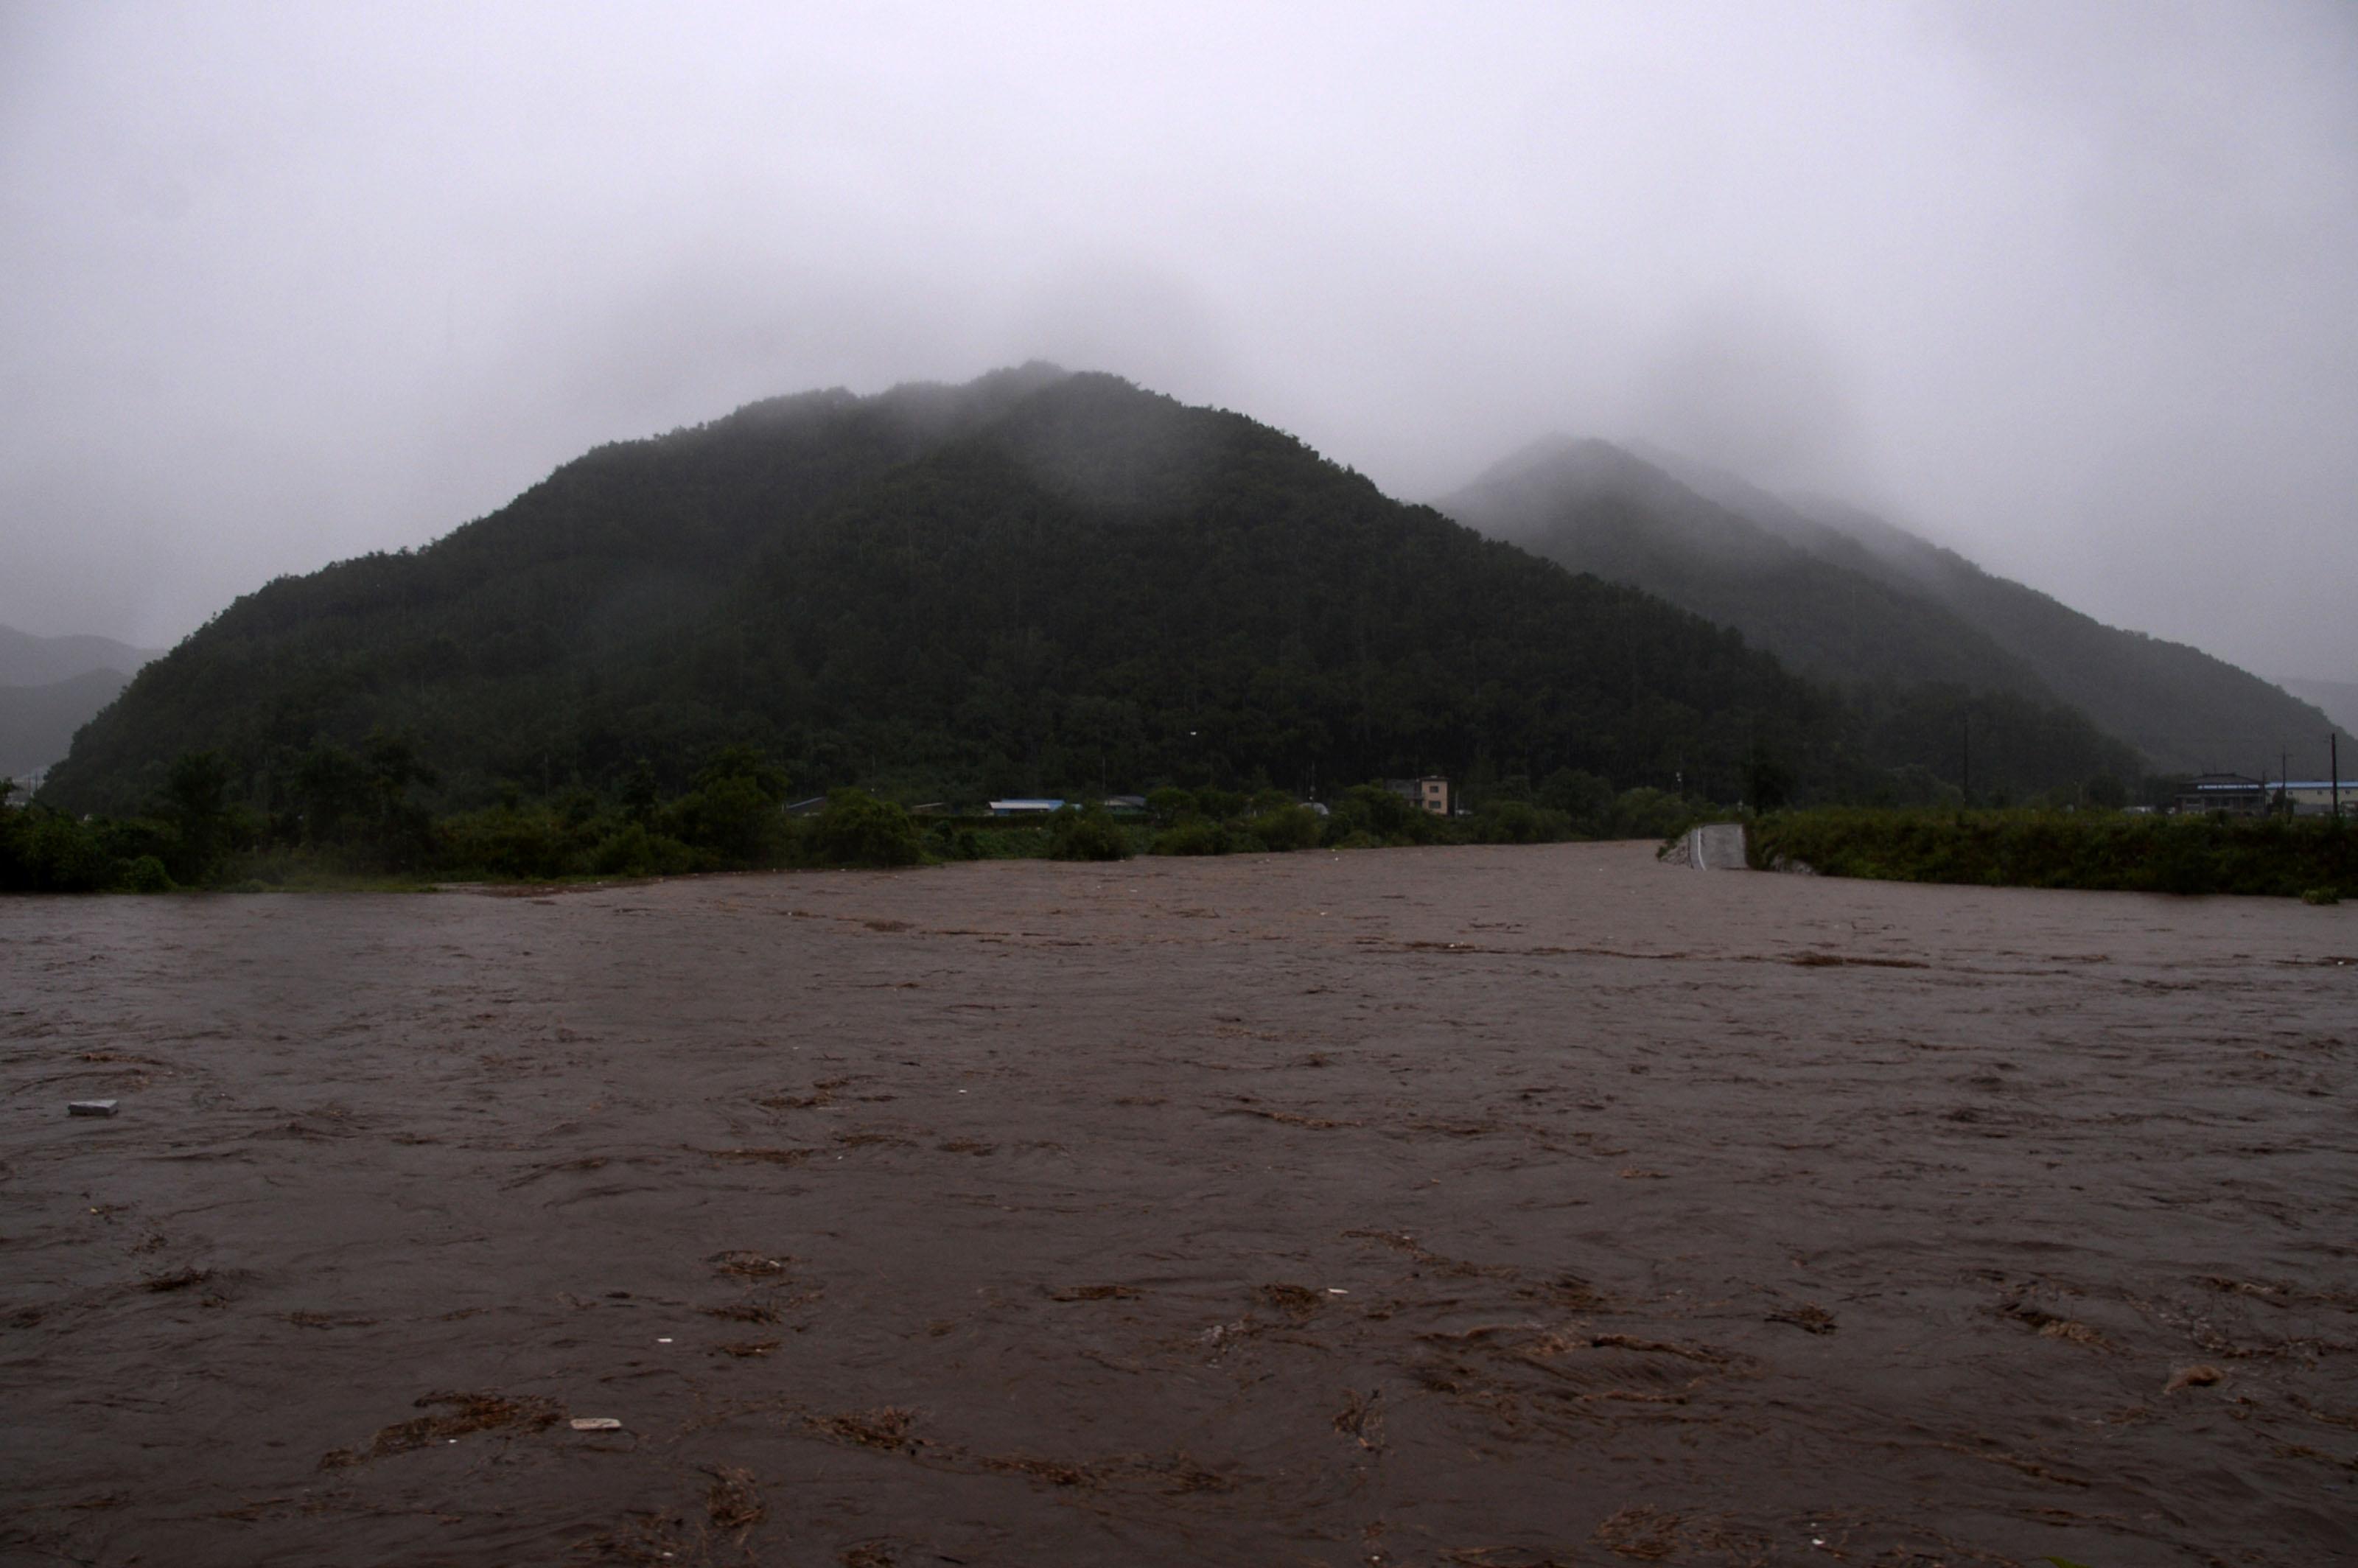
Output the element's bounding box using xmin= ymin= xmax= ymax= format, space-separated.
xmin=1751 ymin=807 xmax=2354 ymax=899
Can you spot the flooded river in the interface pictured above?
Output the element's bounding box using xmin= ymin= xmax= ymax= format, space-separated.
xmin=2 ymin=843 xmax=2353 ymax=1566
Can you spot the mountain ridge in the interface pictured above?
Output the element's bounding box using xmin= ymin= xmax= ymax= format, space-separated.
xmin=2275 ymin=676 xmax=2358 ymax=743
xmin=1441 ymin=439 xmax=2351 ymax=780
xmin=0 ymin=626 xmax=164 ymax=689
xmin=0 ymin=668 xmax=134 ymax=778
xmin=43 ymin=368 xmax=1863 ymax=815
xmin=0 ymin=626 xmax=164 ymax=780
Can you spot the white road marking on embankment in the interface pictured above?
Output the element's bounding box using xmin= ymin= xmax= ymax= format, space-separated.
xmin=1687 ymin=822 xmax=1746 ymax=871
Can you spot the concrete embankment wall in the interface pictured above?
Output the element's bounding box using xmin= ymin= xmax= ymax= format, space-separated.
xmin=1673 ymin=822 xmax=1748 ymax=870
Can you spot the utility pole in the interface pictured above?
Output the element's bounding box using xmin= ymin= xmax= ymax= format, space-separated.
xmin=2334 ymin=732 xmax=2342 ymax=823
xmin=2282 ymin=749 xmax=2291 ymax=819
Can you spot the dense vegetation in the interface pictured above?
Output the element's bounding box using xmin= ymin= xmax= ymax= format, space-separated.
xmin=0 ymin=746 xmax=918 ymax=892
xmin=1445 ymin=438 xmax=2351 ymax=783
xmin=43 ymin=368 xmax=1864 ymax=820
xmin=1749 ymin=807 xmax=2355 ymax=900
xmin=1 ymin=749 xmax=1718 ymax=892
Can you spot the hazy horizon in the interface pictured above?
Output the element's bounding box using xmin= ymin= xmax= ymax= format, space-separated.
xmin=4 ymin=2 xmax=2354 ymax=680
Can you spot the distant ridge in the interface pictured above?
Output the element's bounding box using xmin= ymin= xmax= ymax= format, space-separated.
xmin=2277 ymin=676 xmax=2358 ymax=739
xmin=1442 ymin=440 xmax=2352 ymax=781
xmin=1445 ymin=438 xmax=2048 ymax=694
xmin=0 ymin=626 xmax=163 ymax=689
xmin=0 ymin=626 xmax=164 ymax=779
xmin=1 ymin=668 xmax=133 ymax=777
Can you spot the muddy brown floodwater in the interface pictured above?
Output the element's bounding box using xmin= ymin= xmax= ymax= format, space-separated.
xmin=2 ymin=843 xmax=2354 ymax=1567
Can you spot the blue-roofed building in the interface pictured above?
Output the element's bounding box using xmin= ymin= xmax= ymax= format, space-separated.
xmin=988 ymin=798 xmax=1066 ymax=816
xmin=2282 ymin=780 xmax=2357 ymax=817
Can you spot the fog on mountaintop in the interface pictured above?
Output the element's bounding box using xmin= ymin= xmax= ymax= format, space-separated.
xmin=1 ymin=1 xmax=2353 ymax=680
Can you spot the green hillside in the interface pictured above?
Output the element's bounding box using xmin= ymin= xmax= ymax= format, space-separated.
xmin=1444 ymin=439 xmax=2348 ymax=784
xmin=1797 ymin=496 xmax=2352 ymax=779
xmin=1445 ymin=439 xmax=2049 ymax=693
xmin=1620 ymin=444 xmax=2351 ymax=780
xmin=1444 ymin=440 xmax=2144 ymax=795
xmin=44 ymin=369 xmax=1861 ymax=816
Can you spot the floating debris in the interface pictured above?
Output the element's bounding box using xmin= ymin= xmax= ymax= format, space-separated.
xmin=1766 ymin=1303 xmax=1838 ymax=1335
xmin=68 ymin=1100 xmax=119 ymax=1118
xmin=705 ymin=1464 xmax=763 ymax=1533
xmin=808 ymin=1407 xmax=920 ymax=1452
xmin=322 ymin=1391 xmax=562 ymax=1468
xmin=2166 ymin=1364 xmax=2225 ymax=1393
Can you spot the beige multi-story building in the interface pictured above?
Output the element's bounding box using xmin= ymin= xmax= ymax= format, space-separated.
xmin=1386 ymin=777 xmax=1453 ymax=816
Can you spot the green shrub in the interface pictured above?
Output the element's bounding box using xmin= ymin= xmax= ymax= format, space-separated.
xmin=435 ymin=806 xmax=588 ymax=879
xmin=1151 ymin=819 xmax=1231 ymax=856
xmin=2303 ymin=886 xmax=2342 ymax=906
xmin=117 ymin=854 xmax=175 ymax=893
xmin=1603 ymin=786 xmax=1694 ymax=841
xmin=1470 ymin=800 xmax=1573 ymax=844
xmin=6 ymin=811 xmax=113 ymax=892
xmin=1324 ymin=784 xmax=1439 ymax=845
xmin=1046 ymin=805 xmax=1133 ymax=861
xmin=588 ymin=823 xmax=699 ymax=878
xmin=1144 ymin=786 xmax=1195 ymax=825
xmin=928 ymin=820 xmax=983 ymax=860
xmin=94 ymin=816 xmax=181 ymax=872
xmin=1247 ymin=803 xmax=1323 ymax=852
xmin=669 ymin=775 xmax=790 ymax=867
xmin=1537 ymin=769 xmax=1614 ymax=827
xmin=1192 ymin=788 xmax=1248 ymax=822
xmin=805 ymin=788 xmax=924 ymax=867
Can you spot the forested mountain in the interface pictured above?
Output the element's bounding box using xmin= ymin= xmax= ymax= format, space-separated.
xmin=1445 ymin=439 xmax=2046 ymax=693
xmin=1785 ymin=494 xmax=2350 ymax=779
xmin=44 ymin=368 xmax=1867 ymax=815
xmin=1444 ymin=441 xmax=2351 ymax=781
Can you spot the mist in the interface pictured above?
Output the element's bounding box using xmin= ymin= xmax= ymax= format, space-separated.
xmin=3 ymin=1 xmax=2353 ymax=679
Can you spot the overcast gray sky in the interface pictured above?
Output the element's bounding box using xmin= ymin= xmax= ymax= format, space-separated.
xmin=4 ymin=1 xmax=2354 ymax=678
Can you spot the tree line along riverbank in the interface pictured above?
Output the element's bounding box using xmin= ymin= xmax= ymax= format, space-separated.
xmin=0 ymin=743 xmax=1715 ymax=893
xmin=1748 ymin=808 xmax=2354 ymax=901
xmin=18 ymin=739 xmax=2350 ymax=901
